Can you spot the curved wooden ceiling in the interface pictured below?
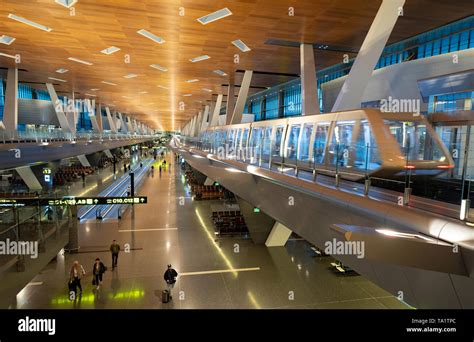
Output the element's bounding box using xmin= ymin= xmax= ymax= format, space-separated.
xmin=0 ymin=0 xmax=472 ymax=130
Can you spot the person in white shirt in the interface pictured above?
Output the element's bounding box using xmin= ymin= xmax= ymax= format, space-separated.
xmin=69 ymin=261 xmax=86 ymax=293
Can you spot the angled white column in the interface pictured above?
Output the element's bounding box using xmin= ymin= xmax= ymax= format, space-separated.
xmin=46 ymin=83 xmax=71 ymax=133
xmin=230 ymin=70 xmax=253 ymax=124
xmin=117 ymin=113 xmax=127 ymax=133
xmin=200 ymin=105 xmax=210 ymax=133
xmin=225 ymin=73 xmax=235 ymax=125
xmin=3 ymin=67 xmax=18 ymax=131
xmin=126 ymin=116 xmax=134 ymax=132
xmin=332 ymin=0 xmax=406 ymax=112
xmin=77 ymin=154 xmax=91 ymax=167
xmin=105 ymin=106 xmax=117 ymax=133
xmin=15 ymin=166 xmax=42 ymax=191
xmin=194 ymin=111 xmax=203 ymax=137
xmin=133 ymin=119 xmax=139 ymax=134
xmin=96 ymin=102 xmax=103 ymax=132
xmin=300 ymin=44 xmax=319 ymax=115
xmin=265 ymin=222 xmax=292 ymax=247
xmin=209 ymin=94 xmax=223 ymax=127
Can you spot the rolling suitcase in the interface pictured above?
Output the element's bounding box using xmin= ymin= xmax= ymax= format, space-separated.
xmin=162 ymin=290 xmax=170 ymax=303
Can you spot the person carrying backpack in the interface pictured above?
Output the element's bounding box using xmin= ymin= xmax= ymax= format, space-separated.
xmin=163 ymin=264 xmax=178 ymax=300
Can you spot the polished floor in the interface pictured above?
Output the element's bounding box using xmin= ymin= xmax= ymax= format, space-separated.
xmin=13 ymin=152 xmax=410 ymax=309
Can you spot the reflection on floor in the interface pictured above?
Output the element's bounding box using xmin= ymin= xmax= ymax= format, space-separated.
xmin=14 ymin=153 xmax=410 ymax=309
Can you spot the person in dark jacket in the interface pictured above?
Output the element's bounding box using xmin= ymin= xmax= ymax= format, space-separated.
xmin=163 ymin=264 xmax=178 ymax=299
xmin=92 ymin=258 xmax=106 ymax=290
xmin=110 ymin=240 xmax=120 ymax=269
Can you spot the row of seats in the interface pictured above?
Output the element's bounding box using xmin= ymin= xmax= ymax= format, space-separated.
xmin=53 ymin=166 xmax=95 ymax=186
xmin=211 ymin=210 xmax=248 ymax=235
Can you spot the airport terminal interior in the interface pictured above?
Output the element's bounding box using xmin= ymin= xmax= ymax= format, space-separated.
xmin=1 ymin=0 xmax=474 ymax=311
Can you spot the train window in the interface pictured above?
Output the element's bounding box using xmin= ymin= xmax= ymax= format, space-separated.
xmin=242 ymin=128 xmax=249 ymax=149
xmin=286 ymin=124 xmax=301 ymax=160
xmin=385 ymin=120 xmax=446 ymax=162
xmin=314 ymin=123 xmax=329 ymax=164
xmin=272 ymin=126 xmax=285 ymax=160
xmin=299 ymin=124 xmax=313 ymax=161
xmin=235 ymin=128 xmax=242 ymax=151
xmin=354 ymin=120 xmax=381 ymax=171
xmin=250 ymin=127 xmax=264 ymax=164
xmin=330 ymin=121 xmax=355 ymax=167
xmin=261 ymin=127 xmax=272 ymax=167
xmin=228 ymin=129 xmax=236 ymax=149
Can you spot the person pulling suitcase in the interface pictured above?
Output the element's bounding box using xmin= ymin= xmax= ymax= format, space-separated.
xmin=163 ymin=264 xmax=178 ymax=302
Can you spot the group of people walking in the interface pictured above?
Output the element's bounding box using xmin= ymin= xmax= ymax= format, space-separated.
xmin=67 ymin=239 xmax=178 ymax=303
xmin=68 ymin=240 xmax=121 ymax=295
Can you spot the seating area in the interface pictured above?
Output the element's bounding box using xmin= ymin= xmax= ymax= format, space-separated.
xmin=53 ymin=166 xmax=95 ymax=186
xmin=211 ymin=210 xmax=248 ymax=236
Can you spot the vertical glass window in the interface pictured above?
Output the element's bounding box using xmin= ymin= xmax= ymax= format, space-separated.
xmin=286 ymin=124 xmax=301 ymax=160
xmin=299 ymin=123 xmax=313 ymax=161
xmin=313 ymin=123 xmax=329 ymax=164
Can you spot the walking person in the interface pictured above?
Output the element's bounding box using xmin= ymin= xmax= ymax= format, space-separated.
xmin=127 ymin=185 xmax=131 ymax=197
xmin=163 ymin=264 xmax=178 ymax=300
xmin=92 ymin=258 xmax=106 ymax=290
xmin=69 ymin=261 xmax=86 ymax=294
xmin=110 ymin=240 xmax=120 ymax=270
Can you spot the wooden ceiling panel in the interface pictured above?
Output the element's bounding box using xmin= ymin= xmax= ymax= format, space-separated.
xmin=0 ymin=0 xmax=472 ymax=129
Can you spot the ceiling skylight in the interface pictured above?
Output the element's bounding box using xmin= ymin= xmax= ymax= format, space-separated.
xmin=157 ymin=85 xmax=169 ymax=90
xmin=101 ymin=81 xmax=117 ymax=86
xmin=185 ymin=79 xmax=199 ymax=83
xmin=56 ymin=68 xmax=68 ymax=73
xmin=150 ymin=64 xmax=168 ymax=72
xmin=0 ymin=35 xmax=15 ymax=45
xmin=48 ymin=77 xmax=67 ymax=82
xmin=197 ymin=8 xmax=232 ymax=25
xmin=213 ymin=69 xmax=227 ymax=76
xmin=8 ymin=14 xmax=52 ymax=32
xmin=55 ymin=0 xmax=78 ymax=8
xmin=123 ymin=73 xmax=138 ymax=79
xmin=189 ymin=55 xmax=210 ymax=63
xmin=202 ymin=88 xmax=213 ymax=92
xmin=101 ymin=46 xmax=121 ymax=55
xmin=231 ymin=39 xmax=251 ymax=52
xmin=137 ymin=29 xmax=165 ymax=44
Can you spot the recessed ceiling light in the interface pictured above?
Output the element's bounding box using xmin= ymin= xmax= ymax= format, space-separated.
xmin=150 ymin=64 xmax=168 ymax=72
xmin=101 ymin=46 xmax=121 ymax=55
xmin=183 ymin=94 xmax=192 ymax=97
xmin=84 ymin=93 xmax=96 ymax=97
xmin=56 ymin=68 xmax=68 ymax=73
xmin=90 ymin=88 xmax=99 ymax=91
xmin=157 ymin=85 xmax=169 ymax=90
xmin=185 ymin=79 xmax=199 ymax=83
xmin=231 ymin=39 xmax=251 ymax=52
xmin=213 ymin=69 xmax=227 ymax=76
xmin=48 ymin=77 xmax=67 ymax=82
xmin=197 ymin=8 xmax=232 ymax=25
xmin=0 ymin=52 xmax=17 ymax=59
xmin=0 ymin=35 xmax=16 ymax=45
xmin=55 ymin=0 xmax=78 ymax=8
xmin=190 ymin=55 xmax=210 ymax=63
xmin=101 ymin=81 xmax=117 ymax=86
xmin=8 ymin=14 xmax=52 ymax=32
xmin=202 ymin=88 xmax=212 ymax=92
xmin=137 ymin=29 xmax=165 ymax=44
xmin=68 ymin=57 xmax=93 ymax=65
xmin=123 ymin=73 xmax=138 ymax=79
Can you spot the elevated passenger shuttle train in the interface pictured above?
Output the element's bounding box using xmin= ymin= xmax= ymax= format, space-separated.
xmin=196 ymin=109 xmax=454 ymax=180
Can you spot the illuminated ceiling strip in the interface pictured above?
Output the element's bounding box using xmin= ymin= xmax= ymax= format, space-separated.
xmin=56 ymin=68 xmax=68 ymax=73
xmin=101 ymin=46 xmax=120 ymax=55
xmin=55 ymin=0 xmax=78 ymax=8
xmin=189 ymin=55 xmax=210 ymax=63
xmin=48 ymin=77 xmax=67 ymax=82
xmin=232 ymin=39 xmax=251 ymax=52
xmin=137 ymin=29 xmax=165 ymax=44
xmin=101 ymin=81 xmax=117 ymax=86
xmin=150 ymin=64 xmax=168 ymax=72
xmin=0 ymin=35 xmax=15 ymax=45
xmin=213 ymin=69 xmax=227 ymax=76
xmin=68 ymin=57 xmax=93 ymax=65
xmin=197 ymin=8 xmax=232 ymax=25
xmin=0 ymin=52 xmax=16 ymax=59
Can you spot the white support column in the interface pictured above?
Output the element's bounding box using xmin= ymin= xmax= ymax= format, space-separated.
xmin=77 ymin=154 xmax=91 ymax=167
xmin=3 ymin=67 xmax=18 ymax=131
xmin=225 ymin=73 xmax=235 ymax=125
xmin=15 ymin=166 xmax=42 ymax=191
xmin=96 ymin=102 xmax=103 ymax=133
xmin=300 ymin=44 xmax=319 ymax=115
xmin=104 ymin=149 xmax=113 ymax=158
xmin=126 ymin=116 xmax=134 ymax=132
xmin=231 ymin=70 xmax=253 ymax=124
xmin=200 ymin=105 xmax=210 ymax=133
xmin=265 ymin=222 xmax=292 ymax=247
xmin=204 ymin=177 xmax=214 ymax=186
xmin=194 ymin=111 xmax=203 ymax=137
xmin=209 ymin=94 xmax=223 ymax=127
xmin=118 ymin=113 xmax=128 ymax=133
xmin=190 ymin=116 xmax=197 ymax=137
xmin=332 ymin=0 xmax=405 ymax=112
xmin=133 ymin=119 xmax=139 ymax=134
xmin=46 ymin=83 xmax=71 ymax=133
xmin=105 ymin=106 xmax=117 ymax=133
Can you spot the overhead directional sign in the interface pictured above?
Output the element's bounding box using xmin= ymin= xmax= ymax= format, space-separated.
xmin=0 ymin=196 xmax=148 ymax=207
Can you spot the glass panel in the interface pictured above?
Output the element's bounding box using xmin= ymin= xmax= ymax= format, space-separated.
xmin=329 ymin=121 xmax=355 ymax=167
xmin=354 ymin=120 xmax=381 ymax=171
xmin=261 ymin=127 xmax=272 ymax=167
xmin=313 ymin=123 xmax=329 ymax=164
xmin=299 ymin=123 xmax=313 ymax=161
xmin=272 ymin=126 xmax=285 ymax=161
xmin=286 ymin=124 xmax=301 ymax=161
xmin=249 ymin=127 xmax=263 ymax=164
